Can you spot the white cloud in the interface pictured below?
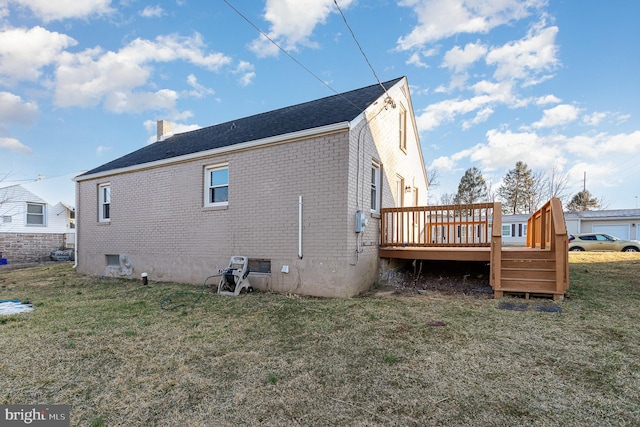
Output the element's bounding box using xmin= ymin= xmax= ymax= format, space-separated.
xmin=234 ymin=61 xmax=255 ymax=86
xmin=462 ymin=107 xmax=494 ymax=129
xmin=140 ymin=5 xmax=165 ymax=18
xmin=582 ymin=111 xmax=607 ymax=126
xmin=532 ymin=104 xmax=581 ymax=128
xmin=54 ymin=33 xmax=234 ymax=112
xmin=0 ymin=26 xmax=77 ymax=83
xmin=0 ymin=92 xmax=39 ymax=124
xmin=407 ymin=52 xmax=429 ymax=68
xmin=103 ymin=89 xmax=179 ymax=114
xmin=535 ymin=94 xmax=561 ymax=105
xmin=415 ymin=95 xmax=492 ymax=131
xmin=249 ymin=0 xmax=355 ymax=57
xmin=0 ymin=137 xmax=32 ymax=154
xmin=485 ymin=23 xmax=559 ymax=83
xmin=5 ymin=0 xmax=113 ymax=22
xmin=397 ymin=0 xmax=545 ymax=49
xmin=96 ymin=145 xmax=111 ymax=156
xmin=186 ymin=74 xmax=215 ymax=98
xmin=442 ymin=42 xmax=487 ymax=73
xmin=470 ymin=129 xmax=566 ymax=170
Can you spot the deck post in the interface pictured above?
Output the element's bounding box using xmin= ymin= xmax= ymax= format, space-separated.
xmin=490 ymin=202 xmax=502 ymax=291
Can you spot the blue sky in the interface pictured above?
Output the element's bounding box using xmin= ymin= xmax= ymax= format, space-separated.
xmin=1 ymin=0 xmax=639 ymax=209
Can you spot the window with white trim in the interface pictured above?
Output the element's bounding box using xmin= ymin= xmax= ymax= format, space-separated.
xmin=399 ymin=105 xmax=407 ymax=152
xmin=502 ymin=224 xmax=510 ymax=236
xmin=204 ymin=164 xmax=229 ymax=207
xmin=371 ymin=162 xmax=381 ymax=213
xmin=26 ymin=203 xmax=45 ymax=226
xmin=98 ymin=183 xmax=111 ymax=222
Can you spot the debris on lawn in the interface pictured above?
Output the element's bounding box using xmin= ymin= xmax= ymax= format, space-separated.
xmin=0 ymin=299 xmax=34 ymax=316
xmin=427 ymin=321 xmax=446 ymax=327
xmin=498 ymin=301 xmax=562 ymax=313
xmin=378 ymin=260 xmax=493 ymax=297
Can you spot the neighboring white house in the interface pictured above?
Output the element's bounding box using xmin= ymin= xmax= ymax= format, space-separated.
xmin=564 ymin=209 xmax=640 ymax=240
xmin=0 ymin=175 xmax=76 ymax=263
xmin=502 ymin=209 xmax=640 ymax=245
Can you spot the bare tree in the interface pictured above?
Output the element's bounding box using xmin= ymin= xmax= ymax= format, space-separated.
xmin=426 ymin=168 xmax=439 ymax=189
xmin=439 ymin=193 xmax=457 ymax=205
xmin=539 ymin=167 xmax=571 ymax=206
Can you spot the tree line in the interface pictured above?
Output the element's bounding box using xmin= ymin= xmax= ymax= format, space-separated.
xmin=431 ymin=162 xmax=603 ymax=214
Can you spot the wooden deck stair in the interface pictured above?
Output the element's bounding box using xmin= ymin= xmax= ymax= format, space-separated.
xmin=379 ymin=198 xmax=569 ymax=299
xmin=496 ymin=249 xmax=563 ymax=299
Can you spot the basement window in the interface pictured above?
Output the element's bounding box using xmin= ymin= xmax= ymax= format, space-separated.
xmin=106 ymin=254 xmax=120 ymax=266
xmin=2 ymin=216 xmax=11 ymax=223
xmin=249 ymin=259 xmax=271 ymax=274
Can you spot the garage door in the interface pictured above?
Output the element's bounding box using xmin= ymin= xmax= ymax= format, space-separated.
xmin=592 ymin=225 xmax=630 ymax=239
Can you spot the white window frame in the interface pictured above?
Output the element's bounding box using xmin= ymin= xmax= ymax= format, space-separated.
xmin=26 ymin=203 xmax=46 ymax=226
xmin=502 ymin=224 xmax=510 ymax=236
xmin=395 ymin=175 xmax=405 ymax=208
xmin=204 ymin=163 xmax=229 ymax=207
xmin=98 ymin=183 xmax=111 ymax=223
xmin=399 ymin=104 xmax=407 ymax=152
xmin=371 ymin=161 xmax=381 ymax=213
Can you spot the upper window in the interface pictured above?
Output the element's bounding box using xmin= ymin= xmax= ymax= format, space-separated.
xmin=371 ymin=162 xmax=381 ymax=213
xmin=26 ymin=203 xmax=45 ymax=226
xmin=98 ymin=183 xmax=111 ymax=222
xmin=502 ymin=225 xmax=510 ymax=236
xmin=204 ymin=164 xmax=229 ymax=207
xmin=399 ymin=105 xmax=407 ymax=152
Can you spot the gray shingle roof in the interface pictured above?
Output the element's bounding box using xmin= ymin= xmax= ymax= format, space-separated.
xmin=81 ymin=77 xmax=404 ymax=177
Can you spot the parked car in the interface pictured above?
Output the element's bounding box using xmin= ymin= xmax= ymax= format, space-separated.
xmin=568 ymin=233 xmax=640 ymax=252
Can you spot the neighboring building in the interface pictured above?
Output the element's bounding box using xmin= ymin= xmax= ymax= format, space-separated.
xmin=74 ymin=77 xmax=429 ymax=297
xmin=0 ymin=181 xmax=75 ymax=263
xmin=503 ymin=209 xmax=640 ymax=245
xmin=501 ymin=213 xmax=529 ymax=246
xmin=565 ymin=209 xmax=640 ymax=240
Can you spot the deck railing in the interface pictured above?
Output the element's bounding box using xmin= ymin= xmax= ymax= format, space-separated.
xmin=380 ymin=202 xmax=500 ymax=247
xmin=525 ymin=197 xmax=569 ymax=292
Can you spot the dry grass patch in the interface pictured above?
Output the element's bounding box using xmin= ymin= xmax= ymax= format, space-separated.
xmin=1 ymin=256 xmax=639 ymax=426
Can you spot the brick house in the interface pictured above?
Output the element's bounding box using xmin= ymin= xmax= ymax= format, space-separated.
xmin=74 ymin=77 xmax=428 ymax=297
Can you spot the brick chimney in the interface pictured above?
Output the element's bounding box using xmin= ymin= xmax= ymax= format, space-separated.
xmin=156 ymin=120 xmax=173 ymax=142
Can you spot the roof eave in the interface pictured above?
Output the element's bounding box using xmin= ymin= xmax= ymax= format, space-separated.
xmin=75 ymin=121 xmax=351 ymax=182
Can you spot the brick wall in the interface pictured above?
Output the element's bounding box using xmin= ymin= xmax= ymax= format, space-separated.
xmin=0 ymin=233 xmax=65 ymax=263
xmin=75 ymin=78 xmax=429 ymax=297
xmin=76 ymin=130 xmax=361 ymax=296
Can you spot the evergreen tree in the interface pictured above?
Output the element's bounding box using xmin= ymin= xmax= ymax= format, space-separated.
xmin=497 ymin=161 xmax=537 ymax=214
xmin=455 ymin=167 xmax=488 ymax=204
xmin=566 ymin=190 xmax=602 ymax=211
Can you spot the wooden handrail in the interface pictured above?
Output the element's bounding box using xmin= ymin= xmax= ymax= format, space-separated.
xmin=525 ymin=197 xmax=569 ymax=293
xmin=380 ymin=202 xmax=499 ymax=247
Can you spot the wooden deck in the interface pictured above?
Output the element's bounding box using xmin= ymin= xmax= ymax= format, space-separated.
xmin=379 ymin=199 xmax=569 ymax=299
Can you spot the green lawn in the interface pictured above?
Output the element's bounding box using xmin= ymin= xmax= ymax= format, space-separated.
xmin=1 ymin=253 xmax=639 ymax=426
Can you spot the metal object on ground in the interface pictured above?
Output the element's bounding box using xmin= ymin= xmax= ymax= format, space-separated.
xmin=217 ymin=256 xmax=253 ymax=296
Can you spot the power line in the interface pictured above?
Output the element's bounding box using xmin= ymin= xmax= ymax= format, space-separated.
xmin=332 ymin=0 xmax=390 ymax=99
xmin=222 ymin=0 xmax=364 ymax=112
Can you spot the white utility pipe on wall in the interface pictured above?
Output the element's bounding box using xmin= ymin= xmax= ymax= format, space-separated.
xmin=298 ymin=196 xmax=303 ymax=259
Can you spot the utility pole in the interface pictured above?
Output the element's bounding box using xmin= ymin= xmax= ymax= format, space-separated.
xmin=583 ymin=172 xmax=587 ymax=210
